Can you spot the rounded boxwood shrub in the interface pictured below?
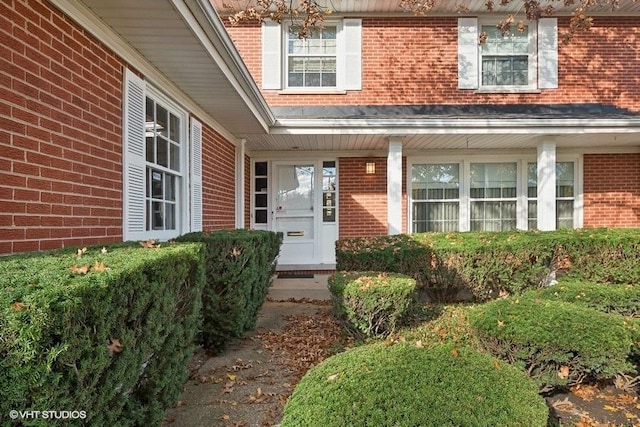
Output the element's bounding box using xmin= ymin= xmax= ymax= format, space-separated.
xmin=281 ymin=343 xmax=548 ymax=427
xmin=328 ymin=272 xmax=416 ymax=337
xmin=468 ymin=297 xmax=634 ymax=391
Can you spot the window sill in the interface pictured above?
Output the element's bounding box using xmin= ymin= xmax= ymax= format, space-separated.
xmin=474 ymin=87 xmax=542 ymax=94
xmin=278 ymin=89 xmax=347 ymax=95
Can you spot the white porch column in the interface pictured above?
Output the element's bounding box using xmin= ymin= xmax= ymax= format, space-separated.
xmin=235 ymin=138 xmax=246 ymax=229
xmin=537 ymin=140 xmax=556 ymax=231
xmin=387 ymin=137 xmax=403 ymax=235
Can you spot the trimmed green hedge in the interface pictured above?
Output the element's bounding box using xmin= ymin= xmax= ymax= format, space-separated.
xmin=468 ymin=297 xmax=634 ymax=391
xmin=0 ymin=243 xmax=205 ymax=426
xmin=328 ymin=272 xmax=416 ymax=338
xmin=336 ymin=229 xmax=640 ymax=302
xmin=281 ymin=343 xmax=548 ymax=427
xmin=176 ymin=229 xmax=282 ymax=351
xmin=527 ymin=279 xmax=640 ymax=317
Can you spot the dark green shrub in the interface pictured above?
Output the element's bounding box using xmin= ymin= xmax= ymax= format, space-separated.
xmin=468 ymin=297 xmax=634 ymax=391
xmin=328 ymin=272 xmax=416 ymax=338
xmin=281 ymin=343 xmax=548 ymax=427
xmin=336 ymin=229 xmax=640 ymax=302
xmin=176 ymin=229 xmax=282 ymax=351
xmin=527 ymin=280 xmax=640 ymax=317
xmin=0 ymin=242 xmax=205 ymax=426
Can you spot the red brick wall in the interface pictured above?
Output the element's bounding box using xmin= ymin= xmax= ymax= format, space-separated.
xmin=583 ymin=153 xmax=640 ymax=228
xmin=338 ymin=157 xmax=384 ymax=237
xmin=0 ymin=0 xmax=125 ymax=254
xmin=338 ymin=156 xmax=408 ymax=238
xmin=201 ymin=123 xmax=236 ymax=230
xmin=0 ymin=1 xmax=240 ymax=254
xmin=226 ymin=17 xmax=640 ymax=111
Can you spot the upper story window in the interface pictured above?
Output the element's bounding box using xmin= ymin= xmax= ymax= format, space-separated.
xmin=480 ymin=25 xmax=534 ymax=88
xmin=287 ymin=25 xmax=337 ymax=88
xmin=262 ymin=19 xmax=362 ymax=92
xmin=458 ymin=17 xmax=557 ymax=91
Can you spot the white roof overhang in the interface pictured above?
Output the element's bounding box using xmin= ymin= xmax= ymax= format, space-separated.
xmin=52 ymin=0 xmax=275 ymax=139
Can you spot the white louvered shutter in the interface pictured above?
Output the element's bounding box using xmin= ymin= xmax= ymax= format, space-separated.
xmin=122 ymin=69 xmax=146 ymax=241
xmin=538 ymin=18 xmax=558 ymax=89
xmin=190 ymin=118 xmax=203 ymax=232
xmin=262 ymin=20 xmax=282 ymax=90
xmin=458 ymin=18 xmax=479 ymax=89
xmin=344 ymin=18 xmax=362 ymax=90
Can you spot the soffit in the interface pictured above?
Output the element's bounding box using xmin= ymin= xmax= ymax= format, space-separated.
xmin=213 ymin=0 xmax=640 ymax=16
xmin=244 ymin=132 xmax=640 ymax=153
xmin=77 ymin=0 xmax=272 ymax=135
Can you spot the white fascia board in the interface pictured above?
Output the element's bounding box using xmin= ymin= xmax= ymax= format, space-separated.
xmin=270 ymin=118 xmax=640 ymax=135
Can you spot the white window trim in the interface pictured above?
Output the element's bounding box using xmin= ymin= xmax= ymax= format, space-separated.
xmin=407 ymin=154 xmax=581 ymax=233
xmin=282 ymin=20 xmax=341 ymax=92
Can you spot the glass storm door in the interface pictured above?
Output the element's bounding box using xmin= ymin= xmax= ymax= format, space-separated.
xmin=274 ymin=163 xmax=315 ymax=263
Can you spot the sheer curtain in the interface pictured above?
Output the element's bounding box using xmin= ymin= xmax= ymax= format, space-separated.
xmin=411 ymin=164 xmax=460 ymax=232
xmin=470 ymin=163 xmax=517 ymax=231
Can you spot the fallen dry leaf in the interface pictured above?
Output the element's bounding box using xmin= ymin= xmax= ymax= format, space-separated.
xmin=107 ymin=338 xmax=123 ymax=356
xmin=558 ymin=365 xmax=570 ymax=379
xmin=70 ymin=264 xmax=89 ymax=275
xmin=10 ymin=301 xmax=26 ymax=312
xmin=327 ymin=374 xmax=339 ymax=382
xmin=140 ymin=239 xmax=160 ymax=248
xmin=93 ymin=261 xmax=108 ymax=272
xmin=222 ymin=381 xmax=235 ymax=394
xmin=571 ymin=384 xmax=597 ymax=401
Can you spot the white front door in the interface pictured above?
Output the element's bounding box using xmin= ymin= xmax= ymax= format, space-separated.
xmin=273 ymin=163 xmax=316 ymax=263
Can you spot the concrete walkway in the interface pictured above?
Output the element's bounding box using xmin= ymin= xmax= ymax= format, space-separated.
xmin=267 ymin=274 xmax=332 ymax=301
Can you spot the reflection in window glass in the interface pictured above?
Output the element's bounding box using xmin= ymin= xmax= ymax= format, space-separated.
xmin=145 ymin=95 xmax=181 ymax=232
xmin=481 ymin=25 xmax=529 ymax=86
xmin=322 ymin=161 xmax=337 ymax=223
xmin=287 ymin=26 xmax=337 ymax=88
xmin=254 ymin=162 xmax=268 ymax=225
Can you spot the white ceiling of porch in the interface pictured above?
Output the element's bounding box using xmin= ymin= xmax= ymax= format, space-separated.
xmin=244 ymin=132 xmax=640 ymax=154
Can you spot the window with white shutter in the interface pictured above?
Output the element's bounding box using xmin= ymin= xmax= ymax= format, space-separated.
xmin=262 ymin=19 xmax=362 ymax=92
xmin=122 ymin=69 xmax=193 ymax=241
xmin=457 ymin=17 xmax=558 ymax=91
